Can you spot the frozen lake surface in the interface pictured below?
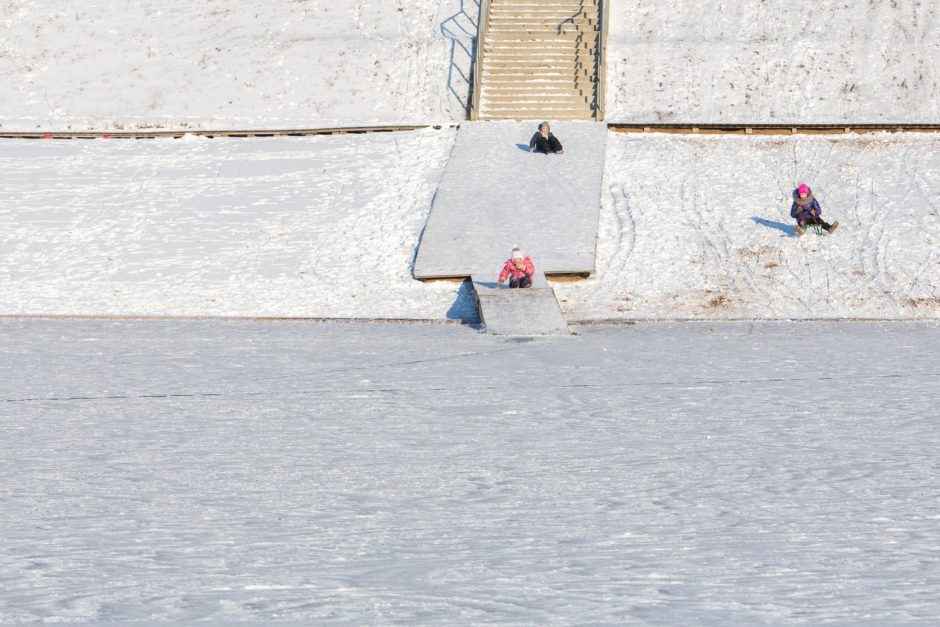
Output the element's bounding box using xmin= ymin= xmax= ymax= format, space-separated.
xmin=2 ymin=320 xmax=939 ymax=623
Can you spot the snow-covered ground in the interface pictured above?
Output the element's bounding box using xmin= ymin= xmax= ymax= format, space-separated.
xmin=606 ymin=0 xmax=940 ymax=124
xmin=0 ymin=129 xmax=479 ymax=320
xmin=2 ymin=319 xmax=939 ymax=623
xmin=0 ymin=0 xmax=474 ymax=131
xmin=5 ymin=1 xmax=940 ymax=131
xmin=556 ymin=131 xmax=940 ymax=321
xmin=2 ymin=130 xmax=938 ymax=321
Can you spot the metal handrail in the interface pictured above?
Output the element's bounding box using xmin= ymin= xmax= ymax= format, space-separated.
xmin=595 ymin=0 xmax=610 ymax=121
xmin=469 ymin=0 xmax=491 ymax=121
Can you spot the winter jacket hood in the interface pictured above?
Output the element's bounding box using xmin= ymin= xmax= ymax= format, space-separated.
xmin=794 ymin=188 xmax=816 ymax=206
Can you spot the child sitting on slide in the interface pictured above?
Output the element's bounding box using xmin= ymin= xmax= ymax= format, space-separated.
xmin=496 ymin=247 xmax=535 ymax=288
xmin=529 ymin=122 xmax=564 ymax=155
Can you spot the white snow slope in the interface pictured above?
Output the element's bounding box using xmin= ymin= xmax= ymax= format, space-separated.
xmin=555 ymin=131 xmax=940 ymax=321
xmin=0 ymin=0 xmax=475 ymax=131
xmin=2 ymin=319 xmax=939 ymax=623
xmin=0 ymin=129 xmax=478 ymax=320
xmin=2 ymin=130 xmax=939 ymax=321
xmin=605 ymin=0 xmax=940 ymax=124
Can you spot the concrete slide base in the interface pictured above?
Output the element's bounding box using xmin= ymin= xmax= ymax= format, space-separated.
xmin=472 ymin=275 xmax=570 ymax=336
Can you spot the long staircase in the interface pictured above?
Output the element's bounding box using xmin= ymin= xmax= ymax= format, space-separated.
xmin=472 ymin=0 xmax=606 ymax=121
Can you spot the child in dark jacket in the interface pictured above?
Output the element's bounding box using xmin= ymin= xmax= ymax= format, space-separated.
xmin=791 ymin=184 xmax=839 ymax=236
xmin=529 ymin=122 xmax=564 ymax=154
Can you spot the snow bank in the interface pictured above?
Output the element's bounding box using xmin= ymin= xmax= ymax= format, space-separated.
xmin=0 ymin=1 xmax=476 ymax=131
xmin=556 ymin=132 xmax=940 ymax=321
xmin=0 ymin=130 xmax=478 ymax=320
xmin=605 ymin=0 xmax=940 ymax=124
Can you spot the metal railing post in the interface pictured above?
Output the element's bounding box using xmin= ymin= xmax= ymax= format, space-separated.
xmin=595 ymin=0 xmax=609 ymax=121
xmin=469 ymin=0 xmax=491 ymax=121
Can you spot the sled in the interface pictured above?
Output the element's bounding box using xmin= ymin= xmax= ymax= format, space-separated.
xmin=802 ymin=224 xmax=827 ymax=235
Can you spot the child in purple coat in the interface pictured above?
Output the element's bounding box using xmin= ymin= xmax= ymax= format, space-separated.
xmin=791 ymin=184 xmax=839 ymax=236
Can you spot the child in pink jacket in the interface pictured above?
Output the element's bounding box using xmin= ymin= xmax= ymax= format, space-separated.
xmin=496 ymin=246 xmax=535 ymax=288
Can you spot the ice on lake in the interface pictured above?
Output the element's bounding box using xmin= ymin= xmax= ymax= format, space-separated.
xmin=2 ymin=320 xmax=939 ymax=623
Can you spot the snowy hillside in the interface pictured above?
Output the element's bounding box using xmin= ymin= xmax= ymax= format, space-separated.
xmin=2 ymin=129 xmax=939 ymax=321
xmin=606 ymin=0 xmax=940 ymax=124
xmin=6 ymin=1 xmax=940 ymax=130
xmin=0 ymin=130 xmax=477 ymax=320
xmin=555 ymin=131 xmax=940 ymax=321
xmin=0 ymin=0 xmax=474 ymax=131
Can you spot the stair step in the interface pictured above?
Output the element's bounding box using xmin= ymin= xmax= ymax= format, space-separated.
xmin=483 ymin=87 xmax=591 ymax=95
xmin=483 ymin=70 xmax=595 ymax=80
xmin=490 ymin=1 xmax=598 ymax=5
xmin=484 ymin=88 xmax=588 ymax=96
xmin=487 ymin=30 xmax=598 ymax=37
xmin=491 ymin=1 xmax=596 ymax=5
xmin=485 ymin=49 xmax=596 ymax=55
xmin=474 ymin=0 xmax=602 ymax=120
xmin=479 ymin=115 xmax=595 ymax=121
xmin=483 ymin=59 xmax=594 ymax=73
xmin=482 ymin=101 xmax=592 ymax=109
xmin=483 ymin=70 xmax=594 ymax=85
xmin=489 ymin=19 xmax=598 ymax=27
xmin=486 ymin=31 xmax=599 ymax=40
xmin=483 ymin=78 xmax=595 ymax=86
xmin=490 ymin=18 xmax=597 ymax=31
xmin=483 ymin=41 xmax=597 ymax=52
xmin=484 ymin=92 xmax=589 ymax=100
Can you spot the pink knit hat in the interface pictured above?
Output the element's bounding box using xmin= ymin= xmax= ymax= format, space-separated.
xmin=797 ymin=184 xmax=811 ymax=196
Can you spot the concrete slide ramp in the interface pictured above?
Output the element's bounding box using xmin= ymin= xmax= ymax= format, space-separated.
xmin=471 ymin=273 xmax=570 ymax=336
xmin=415 ymin=121 xmax=606 ymax=334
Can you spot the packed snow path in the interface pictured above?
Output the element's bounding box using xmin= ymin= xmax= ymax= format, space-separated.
xmin=1 ymin=320 xmax=939 ymax=623
xmin=414 ymin=121 xmax=606 ymax=332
